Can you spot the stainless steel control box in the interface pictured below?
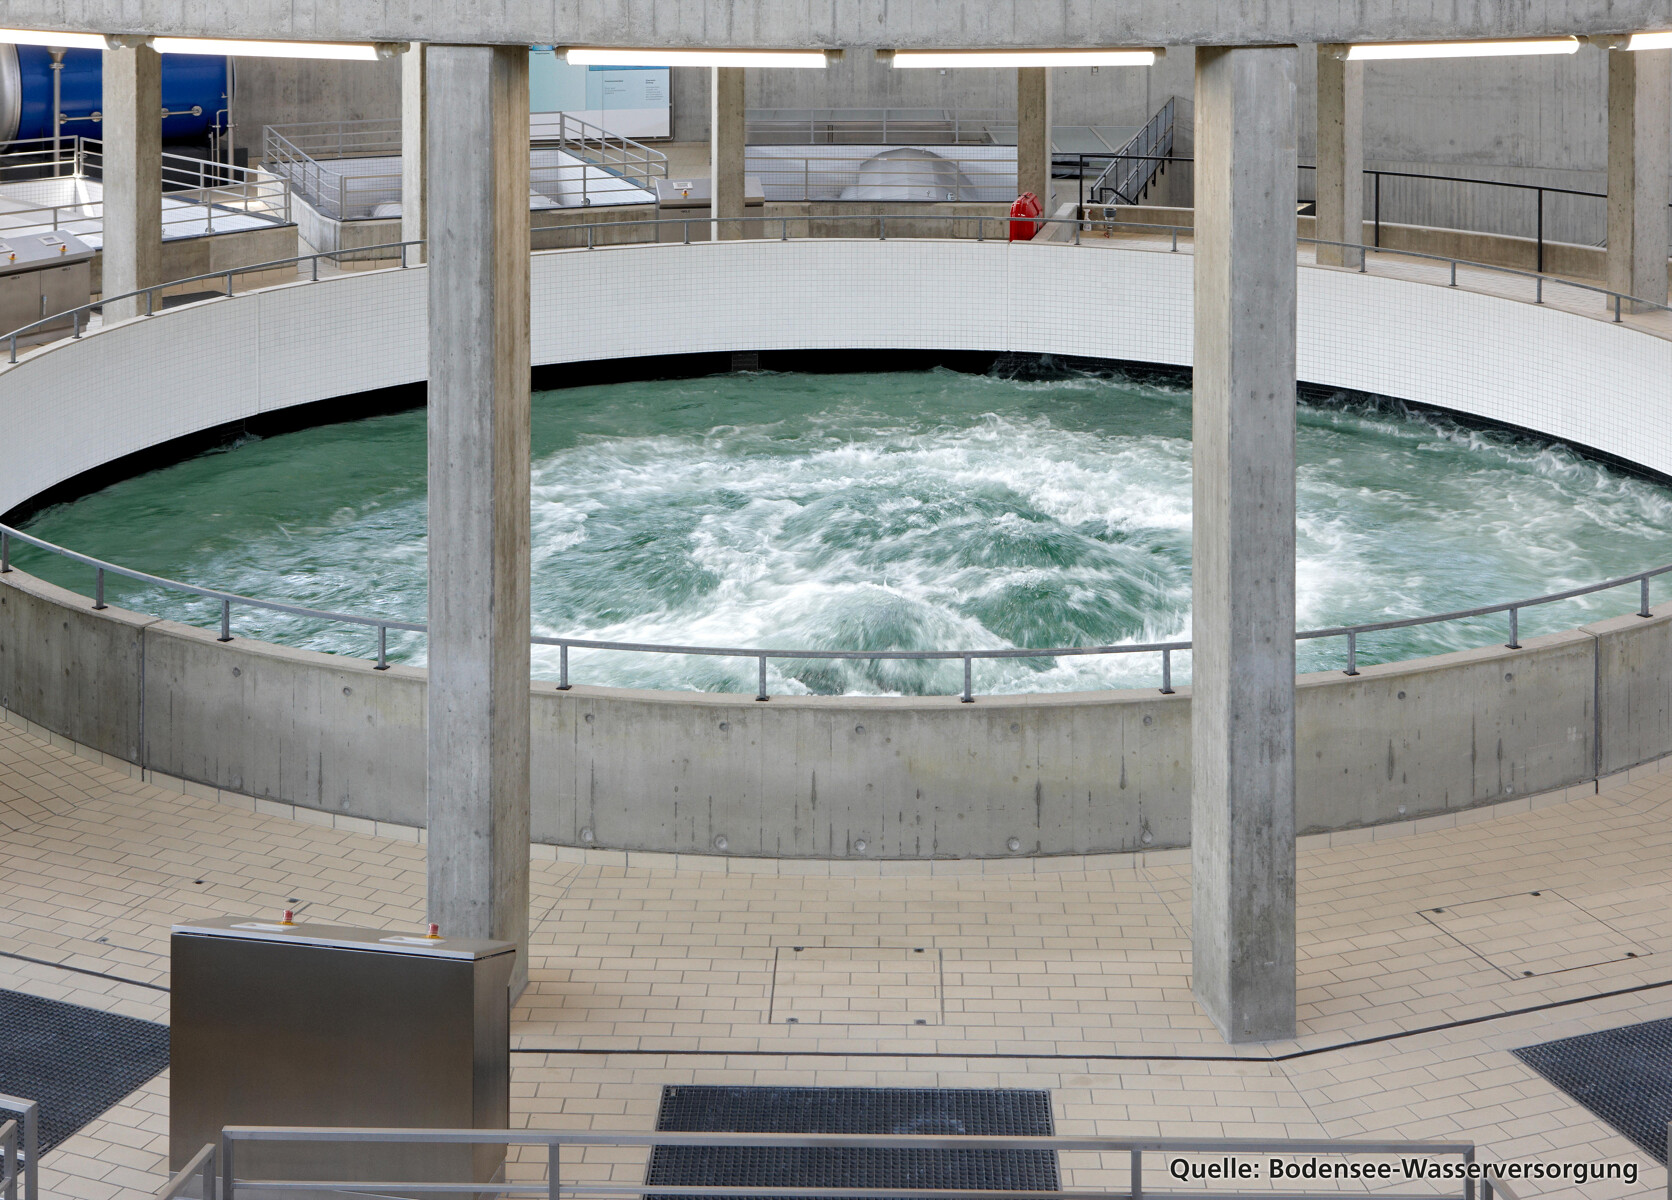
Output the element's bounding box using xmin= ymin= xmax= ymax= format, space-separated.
xmin=170 ymin=916 xmax=515 ymax=1196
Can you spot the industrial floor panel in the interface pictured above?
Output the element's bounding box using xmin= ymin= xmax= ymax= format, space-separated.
xmin=648 ymin=1086 xmax=1058 ymax=1198
xmin=1513 ymin=1016 xmax=1672 ymax=1162
xmin=0 ymin=987 xmax=170 ymax=1153
xmin=1419 ymin=889 xmax=1647 ymax=977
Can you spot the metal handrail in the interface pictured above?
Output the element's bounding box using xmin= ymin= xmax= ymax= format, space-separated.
xmin=0 ymin=1096 xmax=36 ymax=1200
xmin=218 ymin=1126 xmax=1488 ymax=1200
xmin=5 ymin=239 xmax=424 ymax=363
xmin=2 ymin=511 xmax=1665 ymax=700
xmin=8 ymin=208 xmax=1670 ymax=363
xmin=0 ymin=1121 xmax=15 ymax=1200
xmin=155 ymin=1144 xmax=218 ymax=1200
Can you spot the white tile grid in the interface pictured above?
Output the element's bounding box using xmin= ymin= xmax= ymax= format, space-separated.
xmin=6 ymin=238 xmax=1671 ymax=516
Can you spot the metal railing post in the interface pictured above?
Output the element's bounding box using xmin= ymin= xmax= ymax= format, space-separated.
xmin=1373 ymin=171 xmax=1381 ymax=247
xmin=376 ymin=625 xmax=389 ymax=670
xmin=1 ymin=1120 xmax=15 ymax=1200
xmin=961 ymin=656 xmax=974 ymax=703
xmin=1507 ymin=607 xmax=1520 ymax=650
xmin=1463 ymin=1145 xmax=1476 ymax=1200
xmin=222 ymin=1132 xmax=234 ymax=1200
xmin=559 ymin=644 xmax=570 ymax=691
xmin=219 ymin=599 xmax=232 ymax=642
xmin=1450 ymin=259 xmax=1457 ymax=286
xmin=1130 ymin=1147 xmax=1142 ymax=1200
xmin=71 ymin=310 xmax=80 ymax=339
xmin=548 ymin=1138 xmax=560 ymax=1200
xmin=1535 ymin=275 xmax=1543 ymax=304
xmin=1535 ymin=187 xmax=1545 ymax=274
xmin=312 ymin=255 xmax=319 ymax=282
xmin=201 ymin=1143 xmax=218 ymax=1200
xmin=756 ymin=656 xmax=769 ymax=701
xmin=1641 ymin=576 xmax=1652 ymax=617
xmin=1615 ymin=293 xmax=1623 ymax=322
xmin=1345 ymin=630 xmax=1359 ymax=675
xmin=93 ymin=567 xmax=105 ymax=610
xmin=1160 ymin=649 xmax=1174 ymax=695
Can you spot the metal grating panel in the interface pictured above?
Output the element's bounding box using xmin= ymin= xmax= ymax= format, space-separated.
xmin=0 ymin=987 xmax=170 ymax=1153
xmin=1514 ymin=1016 xmax=1672 ymax=1163
xmin=648 ymin=1086 xmax=1058 ymax=1198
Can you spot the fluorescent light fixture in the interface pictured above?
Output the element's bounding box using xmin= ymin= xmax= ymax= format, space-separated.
xmin=1626 ymin=30 xmax=1672 ymax=50
xmin=0 ymin=27 xmax=113 ymax=50
xmin=1344 ymin=37 xmax=1578 ymax=61
xmin=884 ymin=48 xmax=1158 ymax=68
xmin=151 ymin=36 xmax=406 ymax=60
xmin=560 ymin=47 xmax=837 ymax=68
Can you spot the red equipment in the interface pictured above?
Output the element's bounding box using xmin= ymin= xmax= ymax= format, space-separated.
xmin=1008 ymin=192 xmax=1043 ymax=241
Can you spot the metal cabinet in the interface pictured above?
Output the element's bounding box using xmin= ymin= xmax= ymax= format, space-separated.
xmin=170 ymin=916 xmax=515 ymax=1199
xmin=0 ymin=231 xmax=94 ymax=336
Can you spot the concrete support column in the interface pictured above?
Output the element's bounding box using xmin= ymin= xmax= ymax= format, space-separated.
xmin=1607 ymin=48 xmax=1671 ymax=309
xmin=1016 ymin=66 xmax=1053 ymax=210
xmin=710 ymin=67 xmax=745 ymax=239
xmin=1313 ymin=47 xmax=1363 ymax=268
xmin=1190 ymin=45 xmax=1298 ymax=1045
xmin=100 ymin=45 xmax=162 ymax=321
xmin=401 ymin=44 xmax=427 ymax=264
xmin=425 ymin=44 xmax=532 ymax=999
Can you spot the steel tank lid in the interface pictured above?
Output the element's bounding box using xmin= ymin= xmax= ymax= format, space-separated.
xmin=173 ymin=915 xmax=515 ymax=960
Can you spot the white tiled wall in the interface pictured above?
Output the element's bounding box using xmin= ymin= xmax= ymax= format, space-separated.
xmin=3 ymin=242 xmax=1668 ymax=520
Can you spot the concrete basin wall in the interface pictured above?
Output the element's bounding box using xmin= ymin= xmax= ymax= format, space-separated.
xmin=3 ymin=566 xmax=1666 ymax=857
xmin=2 ymin=238 xmax=1670 ymax=856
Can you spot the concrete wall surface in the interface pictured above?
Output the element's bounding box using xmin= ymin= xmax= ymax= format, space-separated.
xmin=4 ymin=564 xmax=1669 ymax=857
xmin=2 ymin=237 xmax=1670 ymax=855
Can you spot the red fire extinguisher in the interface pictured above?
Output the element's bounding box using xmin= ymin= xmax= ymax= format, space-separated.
xmin=1009 ymin=192 xmax=1043 ymax=241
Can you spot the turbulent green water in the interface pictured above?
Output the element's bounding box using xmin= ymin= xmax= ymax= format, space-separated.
xmin=15 ymin=366 xmax=1672 ymax=695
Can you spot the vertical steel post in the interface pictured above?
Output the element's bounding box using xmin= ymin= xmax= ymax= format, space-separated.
xmin=219 ymin=599 xmax=232 ymax=642
xmin=221 ymin=1133 xmax=234 ymax=1200
xmin=376 ymin=625 xmax=389 ymax=670
xmin=756 ymin=656 xmax=768 ymax=701
xmin=1536 ymin=187 xmax=1545 ymax=274
xmin=1160 ymin=648 xmax=1174 ymax=694
xmin=961 ymin=656 xmax=974 ymax=703
xmin=1641 ymin=576 xmax=1652 ymax=617
xmin=1507 ymin=607 xmax=1520 ymax=649
xmin=1373 ymin=172 xmax=1381 ymax=246
xmin=93 ymin=568 xmax=106 ymax=610
xmin=559 ymin=644 xmax=570 ymax=690
xmin=1130 ymin=1148 xmax=1142 ymax=1200
xmin=547 ymin=1138 xmax=560 ymax=1200
xmin=0 ymin=532 xmax=9 ymax=574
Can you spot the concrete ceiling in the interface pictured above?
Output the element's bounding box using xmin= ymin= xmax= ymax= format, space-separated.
xmin=3 ymin=0 xmax=1671 ymax=49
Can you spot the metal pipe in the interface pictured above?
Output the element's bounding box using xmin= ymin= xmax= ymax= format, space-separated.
xmin=559 ymin=644 xmax=570 ymax=690
xmin=961 ymin=656 xmax=973 ymax=703
xmin=49 ymin=49 xmax=64 ymax=180
xmin=220 ymin=599 xmax=232 ymax=642
xmin=756 ymin=656 xmax=769 ymax=701
xmin=0 ymin=531 xmax=8 ymax=573
xmin=1642 ymin=577 xmax=1652 ymax=618
xmin=1507 ymin=607 xmax=1519 ymax=650
xmin=93 ymin=567 xmax=105 ymax=610
xmin=1373 ymin=172 xmax=1381 ymax=247
xmin=1159 ymin=649 xmax=1173 ymax=695
xmin=376 ymin=625 xmax=388 ymax=670
xmin=1535 ymin=187 xmax=1544 ymax=275
xmin=1129 ymin=1149 xmax=1142 ymax=1200
xmin=1345 ymin=631 xmax=1358 ymax=676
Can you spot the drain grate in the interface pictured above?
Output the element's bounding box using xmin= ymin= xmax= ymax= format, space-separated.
xmin=0 ymin=988 xmax=170 ymax=1154
xmin=648 ymin=1086 xmax=1057 ymax=1199
xmin=1514 ymin=1016 xmax=1672 ymax=1163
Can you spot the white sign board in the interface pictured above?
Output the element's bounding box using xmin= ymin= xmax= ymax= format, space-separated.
xmin=529 ymin=48 xmax=671 ymax=140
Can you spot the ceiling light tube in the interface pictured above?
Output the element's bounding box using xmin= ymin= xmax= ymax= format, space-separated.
xmin=1625 ymin=31 xmax=1672 ymax=50
xmin=560 ymin=47 xmax=838 ymax=68
xmin=150 ymin=36 xmax=406 ymax=60
xmin=1344 ymin=37 xmax=1578 ymax=61
xmin=883 ymin=48 xmax=1159 ymax=68
xmin=0 ymin=27 xmax=114 ymax=51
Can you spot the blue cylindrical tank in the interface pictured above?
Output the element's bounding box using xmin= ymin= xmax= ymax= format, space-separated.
xmin=0 ymin=44 xmax=230 ymax=145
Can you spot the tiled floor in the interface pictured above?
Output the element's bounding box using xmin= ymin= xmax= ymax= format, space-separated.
xmin=4 ymin=712 xmax=1672 ymax=1197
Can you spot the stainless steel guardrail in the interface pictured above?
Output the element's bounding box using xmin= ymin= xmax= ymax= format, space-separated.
xmin=0 ymin=1096 xmax=36 ymax=1200
xmin=2 ymin=215 xmax=1670 ymax=699
xmin=2 ymin=516 xmax=1667 ymax=702
xmin=156 ymin=1144 xmax=218 ymax=1200
xmin=217 ymin=1126 xmax=1499 ymax=1200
